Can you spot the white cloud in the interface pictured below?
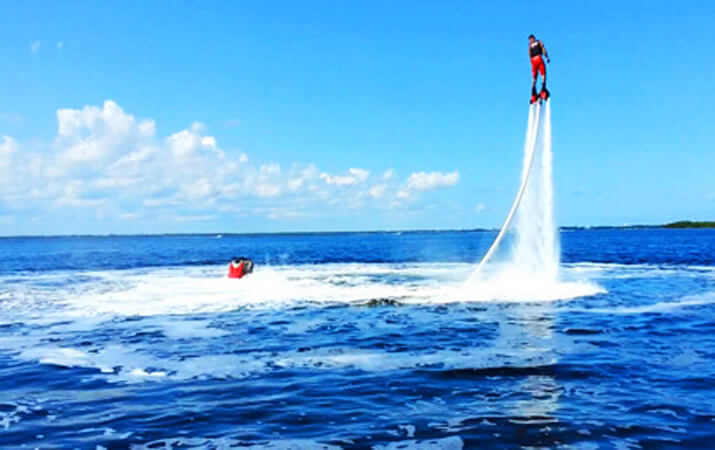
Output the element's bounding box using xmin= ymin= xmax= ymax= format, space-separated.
xmin=350 ymin=168 xmax=370 ymax=181
xmin=138 ymin=120 xmax=156 ymax=137
xmin=405 ymin=171 xmax=459 ymax=192
xmin=183 ymin=178 xmax=214 ymax=200
xmin=94 ymin=177 xmax=142 ymax=189
xmin=30 ymin=40 xmax=41 ymax=53
xmin=167 ymin=123 xmax=205 ymax=159
xmin=56 ymin=184 xmax=107 ymax=208
xmin=260 ymin=164 xmax=280 ymax=175
xmin=396 ymin=171 xmax=459 ymax=200
xmin=254 ymin=183 xmax=281 ymax=198
xmin=107 ymin=146 xmax=157 ymax=174
xmin=56 ymin=41 xmax=64 ymax=50
xmin=320 ymin=168 xmax=370 ymax=186
xmin=56 ymin=100 xmax=156 ymax=169
xmin=0 ymin=100 xmax=462 ymax=226
xmin=287 ymin=178 xmax=304 ymax=191
xmin=201 ymin=136 xmax=216 ymax=149
xmin=475 ymin=203 xmax=486 ymax=213
xmin=369 ymin=184 xmax=387 ymax=199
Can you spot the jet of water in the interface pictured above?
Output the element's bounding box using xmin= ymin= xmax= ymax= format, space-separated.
xmin=469 ymin=101 xmax=560 ymax=282
xmin=512 ymin=101 xmax=560 ymax=278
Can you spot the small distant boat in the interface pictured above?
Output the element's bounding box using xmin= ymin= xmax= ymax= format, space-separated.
xmin=228 ymin=257 xmax=254 ymax=279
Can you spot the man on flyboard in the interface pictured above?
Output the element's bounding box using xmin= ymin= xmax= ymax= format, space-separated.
xmin=529 ymin=34 xmax=550 ymax=104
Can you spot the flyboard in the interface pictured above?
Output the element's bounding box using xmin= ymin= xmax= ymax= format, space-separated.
xmin=469 ymin=97 xmax=548 ymax=279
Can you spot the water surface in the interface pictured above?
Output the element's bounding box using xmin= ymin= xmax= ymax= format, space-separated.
xmin=0 ymin=229 xmax=713 ymax=448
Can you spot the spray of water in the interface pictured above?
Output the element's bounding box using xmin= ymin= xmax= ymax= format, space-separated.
xmin=512 ymin=101 xmax=560 ymax=278
xmin=469 ymin=105 xmax=541 ymax=276
xmin=462 ymin=101 xmax=593 ymax=301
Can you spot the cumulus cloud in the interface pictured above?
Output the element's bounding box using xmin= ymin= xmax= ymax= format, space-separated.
xmin=56 ymin=100 xmax=156 ymax=170
xmin=397 ymin=171 xmax=460 ymax=199
xmin=0 ymin=100 xmax=460 ymax=225
xmin=167 ymin=122 xmax=215 ymax=159
xmin=30 ymin=40 xmax=41 ymax=53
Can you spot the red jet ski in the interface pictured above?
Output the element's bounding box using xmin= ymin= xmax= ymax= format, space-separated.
xmin=228 ymin=257 xmax=254 ymax=279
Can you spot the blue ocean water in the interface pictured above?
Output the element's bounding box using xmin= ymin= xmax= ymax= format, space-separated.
xmin=0 ymin=229 xmax=714 ymax=448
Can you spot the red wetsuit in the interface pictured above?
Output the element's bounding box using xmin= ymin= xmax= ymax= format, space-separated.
xmin=530 ymin=41 xmax=546 ymax=78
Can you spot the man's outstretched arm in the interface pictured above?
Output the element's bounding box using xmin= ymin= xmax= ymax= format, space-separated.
xmin=541 ymin=42 xmax=550 ymax=63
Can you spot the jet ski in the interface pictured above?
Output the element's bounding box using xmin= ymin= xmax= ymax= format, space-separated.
xmin=228 ymin=257 xmax=254 ymax=279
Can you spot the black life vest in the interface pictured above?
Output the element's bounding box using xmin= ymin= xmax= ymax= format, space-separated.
xmin=529 ymin=41 xmax=542 ymax=57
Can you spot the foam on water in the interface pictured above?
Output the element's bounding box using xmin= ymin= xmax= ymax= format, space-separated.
xmin=8 ymin=273 xmax=705 ymax=385
xmin=7 ymin=298 xmax=561 ymax=383
xmin=0 ymin=262 xmax=605 ymax=321
xmin=4 ymin=261 xmax=705 ymax=327
xmin=569 ymin=291 xmax=715 ymax=315
xmin=455 ymin=263 xmax=602 ymax=302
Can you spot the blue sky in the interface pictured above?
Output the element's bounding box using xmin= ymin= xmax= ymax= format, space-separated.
xmin=0 ymin=1 xmax=713 ymax=235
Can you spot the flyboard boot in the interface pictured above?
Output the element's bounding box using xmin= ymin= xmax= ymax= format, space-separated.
xmin=530 ymin=86 xmax=538 ymax=104
xmin=539 ymin=85 xmax=550 ymax=102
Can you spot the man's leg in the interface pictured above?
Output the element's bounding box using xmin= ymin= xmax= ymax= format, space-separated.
xmin=538 ymin=59 xmax=549 ymax=99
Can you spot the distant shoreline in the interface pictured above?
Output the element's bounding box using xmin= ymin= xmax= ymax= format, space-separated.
xmin=0 ymin=221 xmax=713 ymax=238
xmin=562 ymin=221 xmax=715 ymax=230
xmin=660 ymin=220 xmax=715 ymax=229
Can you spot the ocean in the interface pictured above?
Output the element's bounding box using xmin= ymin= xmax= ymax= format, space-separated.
xmin=0 ymin=229 xmax=714 ymax=448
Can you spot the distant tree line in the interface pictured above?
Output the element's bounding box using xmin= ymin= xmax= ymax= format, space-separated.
xmin=662 ymin=221 xmax=715 ymax=228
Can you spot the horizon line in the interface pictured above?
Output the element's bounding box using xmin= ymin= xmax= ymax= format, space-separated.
xmin=1 ymin=222 xmax=708 ymax=239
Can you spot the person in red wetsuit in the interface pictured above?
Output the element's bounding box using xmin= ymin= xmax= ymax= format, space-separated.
xmin=529 ymin=34 xmax=550 ymax=103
